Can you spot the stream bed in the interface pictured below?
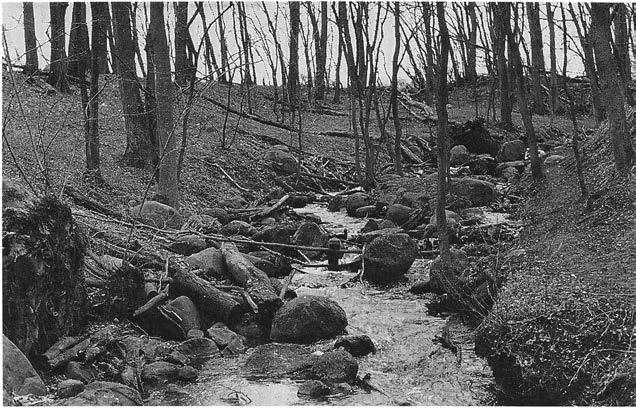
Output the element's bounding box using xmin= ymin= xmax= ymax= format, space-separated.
xmin=149 ymin=203 xmax=496 ymax=406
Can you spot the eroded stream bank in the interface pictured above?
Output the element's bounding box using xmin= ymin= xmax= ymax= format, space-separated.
xmin=149 ymin=203 xmax=495 ymax=406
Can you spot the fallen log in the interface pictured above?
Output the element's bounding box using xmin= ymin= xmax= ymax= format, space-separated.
xmin=252 ymin=194 xmax=290 ymax=220
xmin=43 ymin=325 xmax=117 ymax=369
xmin=221 ymin=243 xmax=283 ymax=318
xmin=299 ymin=172 xmax=359 ymax=187
xmin=62 ymin=185 xmax=124 ymax=220
xmin=400 ymin=144 xmax=424 ymax=164
xmin=132 ymin=292 xmax=168 ymax=318
xmin=169 ymin=269 xmax=243 ymax=324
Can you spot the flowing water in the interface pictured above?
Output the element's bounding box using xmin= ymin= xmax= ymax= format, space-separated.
xmin=149 ymin=203 xmax=495 ymax=406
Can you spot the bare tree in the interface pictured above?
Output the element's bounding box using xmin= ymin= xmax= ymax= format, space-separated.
xmin=197 ymin=2 xmax=221 ymax=80
xmin=491 ymin=2 xmax=512 ymax=129
xmin=506 ymin=3 xmax=543 ymax=180
xmin=130 ymin=3 xmax=146 ymax=78
xmin=68 ymin=2 xmax=89 ymax=79
xmin=112 ymin=2 xmax=152 ymax=168
xmin=150 ymin=2 xmax=179 ymax=207
xmin=22 ymin=2 xmax=38 ymax=75
xmin=86 ymin=2 xmax=104 ymax=181
xmin=391 ymin=2 xmax=403 ymax=176
xmin=308 ymin=2 xmax=328 ymax=102
xmin=174 ymin=2 xmax=190 ymax=87
xmin=435 ymin=1 xmax=451 ymax=268
xmin=288 ymin=2 xmax=301 ymax=112
xmin=614 ymin=4 xmax=634 ymax=105
xmin=48 ymin=2 xmax=70 ymax=92
xmin=217 ymin=2 xmax=229 ymax=84
xmin=546 ymin=3 xmax=560 ymax=115
xmin=590 ymin=3 xmax=634 ymax=177
xmin=527 ymin=2 xmax=547 ymax=114
xmin=90 ymin=2 xmax=110 ymax=75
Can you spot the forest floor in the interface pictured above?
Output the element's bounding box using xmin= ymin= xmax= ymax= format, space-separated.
xmin=2 ymin=70 xmax=634 ymax=405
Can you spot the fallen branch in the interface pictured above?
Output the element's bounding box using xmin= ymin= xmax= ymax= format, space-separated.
xmin=202 ymin=95 xmax=296 ymax=132
xmin=133 ymin=292 xmax=168 ymax=317
xmin=62 ymin=185 xmax=124 ymax=220
xmin=206 ymin=160 xmax=250 ymax=193
xmin=299 ymin=171 xmax=359 ymax=187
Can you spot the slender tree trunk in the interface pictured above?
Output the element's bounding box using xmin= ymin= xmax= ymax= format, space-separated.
xmin=237 ymin=3 xmax=253 ymax=85
xmin=492 ymin=3 xmax=512 ymax=128
xmin=422 ymin=3 xmax=436 ymax=106
xmin=333 ymin=37 xmax=343 ymax=104
xmin=112 ymin=2 xmax=153 ymax=168
xmin=106 ymin=6 xmax=117 ymax=74
xmin=391 ymin=1 xmax=403 ymax=176
xmin=527 ymin=2 xmax=547 ymax=114
xmin=309 ymin=2 xmax=328 ymax=102
xmin=435 ymin=2 xmax=451 ymax=266
xmin=48 ymin=2 xmax=70 ymax=92
xmin=90 ymin=2 xmax=110 ymax=75
xmin=23 ymin=2 xmax=38 ymax=75
xmin=590 ymin=3 xmax=634 ymax=177
xmin=262 ymin=2 xmax=288 ymax=106
xmin=546 ymin=3 xmax=560 ymax=115
xmin=174 ymin=2 xmax=189 ymax=87
xmin=288 ymin=2 xmax=300 ymax=112
xmin=130 ymin=3 xmax=146 ymax=78
xmin=216 ymin=2 xmax=229 ymax=84
xmin=67 ymin=2 xmax=87 ymax=79
xmin=145 ymin=23 xmax=158 ymax=166
xmin=150 ymin=2 xmax=179 ymax=208
xmin=505 ymin=3 xmax=543 ymax=181
xmin=614 ymin=4 xmax=634 ymax=105
xmin=465 ymin=2 xmax=478 ymax=83
xmin=87 ymin=3 xmax=103 ymax=180
xmin=197 ymin=2 xmax=220 ymax=80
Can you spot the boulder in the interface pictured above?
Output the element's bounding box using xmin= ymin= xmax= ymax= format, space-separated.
xmin=450 ymin=145 xmax=470 ymax=165
xmin=363 ymin=233 xmax=418 ymax=282
xmin=61 ymin=381 xmax=142 ymax=405
xmin=57 ymin=379 xmax=85 ymax=398
xmin=264 ymin=147 xmax=298 ymax=175
xmin=218 ymin=195 xmax=247 ymax=209
xmin=397 ymin=191 xmax=429 ymax=209
xmin=450 ymin=178 xmax=497 ymax=206
xmin=292 ymin=222 xmax=329 ymax=260
xmin=360 ymin=219 xmax=379 ymax=233
xmin=167 ymin=234 xmax=209 ymax=256
xmin=333 ymin=335 xmax=376 ymax=357
xmin=66 ymin=361 xmax=96 ymax=383
xmin=3 ymin=335 xmax=47 ymax=396
xmin=220 ymin=220 xmax=257 ymax=237
xmin=141 ymin=361 xmax=179 ymax=384
xmin=298 ymin=380 xmax=330 ymax=399
xmin=460 ymin=208 xmax=486 ymax=224
xmin=467 ymin=154 xmax=497 ymax=175
xmin=181 ymin=214 xmax=222 ymax=234
xmin=354 ymin=205 xmax=378 ymax=218
xmin=253 ymin=226 xmax=292 ymax=245
xmin=377 ymin=219 xmax=397 ymax=230
xmin=270 ymin=296 xmax=348 ymax=343
xmin=287 ymin=195 xmax=311 ymax=208
xmin=162 ymin=296 xmax=202 ymax=338
xmin=495 ymin=160 xmax=526 ymax=175
xmin=428 ymin=248 xmax=469 ymax=294
xmin=187 ymin=329 xmax=204 ymax=339
xmin=185 ymin=247 xmax=226 ymax=277
xmin=246 ymin=251 xmax=292 ymax=277
xmin=206 ymin=324 xmax=246 ymax=350
xmin=355 ymin=227 xmax=404 ymax=245
xmin=497 ymin=140 xmax=525 ymax=162
xmin=327 ymin=196 xmax=343 ymax=212
xmin=310 ymin=350 xmax=358 ymax=383
xmin=430 ymin=210 xmax=462 ymax=227
xmin=129 ymin=200 xmax=183 ymax=228
xmin=177 ymin=366 xmax=199 ymax=381
xmin=243 ymin=343 xmax=315 ymax=379
xmin=502 ymin=166 xmax=520 ymax=182
xmin=449 ymin=119 xmax=501 ymax=156
xmin=176 ymin=337 xmax=219 ymax=359
xmin=345 ymin=193 xmax=371 ymax=216
xmin=385 ymin=204 xmax=413 ymax=225
xmin=201 ymin=207 xmax=230 ymax=225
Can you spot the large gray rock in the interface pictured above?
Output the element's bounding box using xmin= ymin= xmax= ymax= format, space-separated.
xmin=176 ymin=337 xmax=219 ymax=359
xmin=3 ymin=336 xmax=46 ymax=397
xmin=270 ymin=296 xmax=348 ymax=343
xmin=243 ymin=343 xmax=315 ymax=379
xmin=141 ymin=361 xmax=179 ymax=384
xmin=430 ymin=210 xmax=462 ymax=227
xmin=220 ymin=220 xmax=257 ymax=237
xmin=264 ymin=147 xmax=298 ymax=174
xmin=162 ymin=296 xmax=202 ymax=337
xmin=497 ymin=140 xmax=525 ymax=162
xmin=57 ymin=379 xmax=85 ymax=398
xmin=293 ymin=222 xmax=329 ymax=260
xmin=450 ymin=177 xmax=497 ymax=206
xmin=354 ymin=205 xmax=378 ymax=218
xmin=253 ymin=226 xmax=292 ymax=245
xmin=450 ymin=145 xmax=470 ymax=165
xmin=363 ymin=233 xmax=418 ymax=282
xmin=428 ymin=248 xmax=469 ymax=294
xmin=310 ymin=350 xmax=358 ymax=383
xmin=185 ymin=247 xmax=226 ymax=277
xmin=355 ymin=227 xmax=404 ymax=245
xmin=61 ymin=381 xmax=142 ymax=405
xmin=167 ymin=234 xmax=209 ymax=256
xmin=129 ymin=200 xmax=183 ymax=228
xmin=201 ymin=207 xmax=230 ymax=225
xmin=385 ymin=204 xmax=413 ymax=225
xmin=181 ymin=214 xmax=222 ymax=234
xmin=345 ymin=193 xmax=372 ymax=216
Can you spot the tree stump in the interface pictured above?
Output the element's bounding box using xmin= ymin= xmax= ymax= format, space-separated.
xmin=2 ymin=180 xmax=87 ymax=358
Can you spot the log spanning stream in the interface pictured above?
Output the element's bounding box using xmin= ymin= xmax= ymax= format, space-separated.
xmin=149 ymin=203 xmax=496 ymax=405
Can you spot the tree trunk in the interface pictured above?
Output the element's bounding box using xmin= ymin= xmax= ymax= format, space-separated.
xmin=130 ymin=3 xmax=145 ymax=78
xmin=86 ymin=3 xmax=102 ymax=179
xmin=150 ymin=2 xmax=179 ymax=207
xmin=288 ymin=2 xmax=300 ymax=111
xmin=505 ymin=3 xmax=543 ymax=181
xmin=90 ymin=2 xmax=110 ymax=75
xmin=68 ymin=2 xmax=89 ymax=79
xmin=22 ymin=2 xmax=38 ymax=75
xmin=48 ymin=2 xmax=70 ymax=93
xmin=197 ymin=2 xmax=220 ymax=80
xmin=527 ymin=2 xmax=547 ymax=114
xmin=237 ymin=3 xmax=253 ymax=85
xmin=546 ymin=3 xmax=560 ymax=115
xmin=217 ymin=2 xmax=229 ymax=84
xmin=391 ymin=2 xmax=403 ymax=176
xmin=435 ymin=2 xmax=451 ymax=266
xmin=491 ymin=3 xmax=512 ymax=128
xmin=174 ymin=2 xmax=190 ymax=87
xmin=465 ymin=2 xmax=478 ymax=83
xmin=333 ymin=32 xmax=343 ymax=104
xmin=309 ymin=2 xmax=328 ymax=102
xmin=112 ymin=2 xmax=153 ymax=168
xmin=590 ymin=3 xmax=634 ymax=177
xmin=614 ymin=4 xmax=634 ymax=105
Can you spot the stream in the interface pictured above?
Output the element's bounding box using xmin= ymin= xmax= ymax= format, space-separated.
xmin=149 ymin=203 xmax=496 ymax=406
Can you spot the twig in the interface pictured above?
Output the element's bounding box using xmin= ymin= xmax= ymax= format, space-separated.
xmin=279 ymin=268 xmax=297 ymax=299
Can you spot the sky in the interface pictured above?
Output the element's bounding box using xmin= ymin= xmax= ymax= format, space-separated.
xmin=2 ymin=2 xmax=590 ymax=87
